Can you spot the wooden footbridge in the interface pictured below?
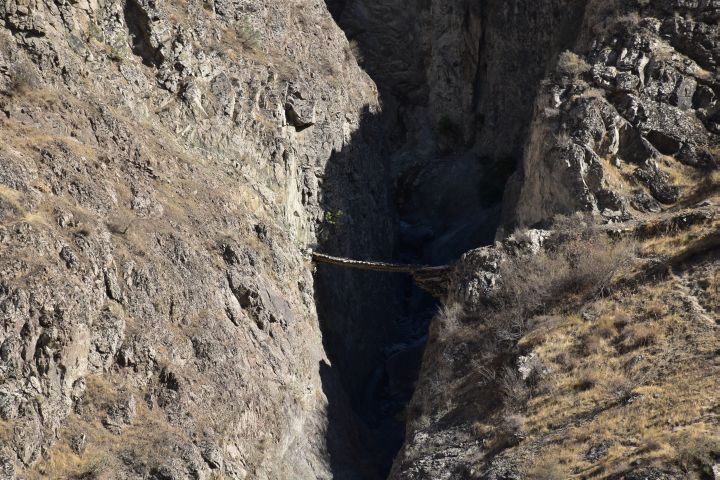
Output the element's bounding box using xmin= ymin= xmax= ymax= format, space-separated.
xmin=311 ymin=252 xmax=452 ymax=298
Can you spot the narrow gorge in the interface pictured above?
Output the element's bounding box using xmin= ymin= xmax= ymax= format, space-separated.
xmin=314 ymin=0 xmax=592 ymax=475
xmin=0 ymin=1 xmax=718 ymax=479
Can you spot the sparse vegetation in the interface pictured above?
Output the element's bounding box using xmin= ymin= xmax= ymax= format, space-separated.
xmin=557 ymin=50 xmax=591 ymax=77
xmin=1 ymin=1 xmax=718 ymax=478
xmin=456 ymin=212 xmax=719 ymax=479
xmin=498 ymin=366 xmax=529 ymax=408
xmin=496 ymin=219 xmax=636 ymax=325
xmin=346 ymin=39 xmax=364 ymax=64
xmin=573 ymin=368 xmax=600 ymax=392
xmin=316 ymin=209 xmax=346 ymax=242
xmin=236 ymin=17 xmax=261 ymax=52
xmin=418 ymin=208 xmax=719 ymax=477
xmin=619 ymin=322 xmax=659 ymax=352
xmin=22 ymin=373 xmax=201 ymax=480
xmin=6 ymin=62 xmax=37 ymax=96
xmin=436 ymin=301 xmax=464 ymax=334
xmin=323 ymin=209 xmax=344 ymax=226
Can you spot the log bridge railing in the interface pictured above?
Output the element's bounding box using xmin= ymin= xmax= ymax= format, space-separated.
xmin=311 ymin=252 xmax=452 ymax=298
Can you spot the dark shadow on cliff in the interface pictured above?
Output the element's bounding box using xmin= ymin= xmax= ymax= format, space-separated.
xmin=320 ymin=360 xmax=385 ymax=480
xmin=316 ymin=0 xmax=596 ymax=477
xmin=313 ymin=103 xmax=424 ymax=478
xmin=312 ymin=97 xmax=499 ymax=480
xmin=313 ymin=105 xmax=498 ymax=479
xmin=313 ymin=3 xmax=506 ymax=477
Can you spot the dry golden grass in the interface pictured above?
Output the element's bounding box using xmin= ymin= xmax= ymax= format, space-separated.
xmin=0 ymin=419 xmax=14 ymax=444
xmin=458 ymin=215 xmax=719 ymax=478
xmin=0 ymin=182 xmax=65 ymax=228
xmin=640 ymin=208 xmax=719 ymax=257
xmin=22 ymin=373 xmax=195 ymax=480
xmin=0 ymin=184 xmax=21 ymax=203
xmin=1 ymin=115 xmax=99 ymax=162
xmin=524 ymin=269 xmax=716 ymax=476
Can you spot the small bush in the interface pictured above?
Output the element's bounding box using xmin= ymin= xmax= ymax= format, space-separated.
xmin=552 ymin=351 xmax=574 ymax=370
xmin=606 ymin=365 xmax=657 ymax=402
xmin=437 ymin=301 xmax=465 ymax=334
xmin=638 ymin=435 xmax=664 ymax=454
xmin=6 ymin=62 xmax=37 ymax=96
xmin=499 ymin=366 xmax=529 ymax=407
xmin=557 ymin=50 xmax=592 ymax=77
xmin=594 ymin=315 xmax=619 ymax=339
xmin=612 ymin=312 xmax=631 ymax=330
xmin=236 ymin=17 xmax=261 ymax=51
xmin=573 ymin=369 xmax=599 ymax=392
xmin=645 ymin=300 xmax=666 ymax=319
xmin=317 ymin=209 xmax=345 ymax=241
xmin=499 ymin=222 xmax=635 ymax=316
xmin=324 ymin=209 xmax=344 ymax=226
xmin=346 ymin=40 xmax=363 ymax=64
xmin=580 ymin=333 xmax=605 ymax=356
xmin=620 ymin=323 xmax=659 ymax=351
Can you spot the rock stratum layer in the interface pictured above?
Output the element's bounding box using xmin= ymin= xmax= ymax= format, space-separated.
xmin=0 ymin=0 xmax=718 ymax=479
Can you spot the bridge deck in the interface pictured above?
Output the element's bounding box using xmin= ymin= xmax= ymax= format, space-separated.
xmin=311 ymin=252 xmax=448 ymax=274
xmin=311 ymin=252 xmax=452 ymax=297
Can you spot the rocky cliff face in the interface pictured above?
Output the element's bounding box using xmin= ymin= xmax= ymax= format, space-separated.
xmin=0 ymin=1 xmax=390 ymax=478
xmin=0 ymin=0 xmax=718 ymax=479
xmin=389 ymin=1 xmax=720 ymax=478
xmin=503 ymin=0 xmax=720 ymax=231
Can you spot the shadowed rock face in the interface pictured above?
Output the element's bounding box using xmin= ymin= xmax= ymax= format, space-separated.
xmin=314 ymin=0 xmax=592 ymax=475
xmin=328 ymin=0 xmax=590 ymax=258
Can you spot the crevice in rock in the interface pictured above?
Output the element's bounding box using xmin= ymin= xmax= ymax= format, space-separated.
xmin=123 ymin=0 xmax=162 ymax=68
xmin=645 ymin=130 xmax=682 ymax=156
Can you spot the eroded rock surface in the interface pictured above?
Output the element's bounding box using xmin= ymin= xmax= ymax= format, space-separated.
xmin=0 ymin=1 xmax=389 ymax=478
xmin=504 ymin=0 xmax=720 ymax=231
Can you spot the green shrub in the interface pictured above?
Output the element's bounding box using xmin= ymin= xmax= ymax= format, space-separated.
xmin=324 ymin=209 xmax=344 ymax=226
